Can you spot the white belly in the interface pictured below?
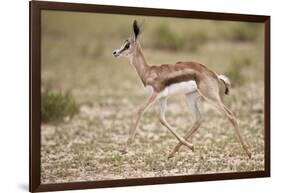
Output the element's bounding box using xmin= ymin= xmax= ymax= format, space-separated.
xmin=169 ymin=81 xmax=197 ymax=94
xmin=145 ymin=81 xmax=198 ymax=98
xmin=159 ymin=81 xmax=197 ymax=98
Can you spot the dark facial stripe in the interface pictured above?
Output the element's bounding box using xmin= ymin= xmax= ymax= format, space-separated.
xmin=118 ymin=42 xmax=130 ymax=54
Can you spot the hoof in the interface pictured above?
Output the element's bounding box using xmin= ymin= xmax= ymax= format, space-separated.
xmin=167 ymin=153 xmax=175 ymax=159
xmin=247 ymin=151 xmax=252 ymax=159
xmin=120 ymin=148 xmax=128 ymax=154
xmin=190 ymin=145 xmax=195 ymax=152
xmin=244 ymin=146 xmax=252 ymax=158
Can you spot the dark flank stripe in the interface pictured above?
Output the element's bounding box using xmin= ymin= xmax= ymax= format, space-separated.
xmin=162 ymin=73 xmax=195 ymax=87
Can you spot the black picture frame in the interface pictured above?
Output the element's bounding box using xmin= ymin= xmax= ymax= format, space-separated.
xmin=30 ymin=1 xmax=270 ymax=192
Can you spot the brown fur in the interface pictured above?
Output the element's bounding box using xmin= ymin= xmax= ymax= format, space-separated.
xmin=142 ymin=60 xmax=219 ymax=92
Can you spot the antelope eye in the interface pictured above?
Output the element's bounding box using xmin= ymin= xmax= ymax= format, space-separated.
xmin=124 ymin=43 xmax=130 ymax=49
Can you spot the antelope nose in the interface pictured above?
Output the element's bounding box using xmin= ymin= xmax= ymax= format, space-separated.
xmin=113 ymin=51 xmax=117 ymax=56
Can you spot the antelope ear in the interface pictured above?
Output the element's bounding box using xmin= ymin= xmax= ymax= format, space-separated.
xmin=133 ymin=20 xmax=140 ymax=41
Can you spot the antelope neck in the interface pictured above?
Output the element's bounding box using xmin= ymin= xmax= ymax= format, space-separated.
xmin=130 ymin=42 xmax=149 ymax=86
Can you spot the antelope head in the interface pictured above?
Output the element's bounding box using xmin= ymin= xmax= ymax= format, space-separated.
xmin=112 ymin=20 xmax=141 ymax=58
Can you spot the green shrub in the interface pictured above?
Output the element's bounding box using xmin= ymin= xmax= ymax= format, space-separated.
xmin=151 ymin=24 xmax=185 ymax=51
xmin=223 ymin=23 xmax=260 ymax=42
xmin=41 ymin=90 xmax=79 ymax=123
xmin=151 ymin=24 xmax=207 ymax=52
xmin=184 ymin=31 xmax=207 ymax=52
xmin=225 ymin=66 xmax=245 ymax=86
xmin=225 ymin=56 xmax=252 ymax=86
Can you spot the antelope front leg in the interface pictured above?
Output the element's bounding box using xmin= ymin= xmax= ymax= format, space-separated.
xmin=120 ymin=92 xmax=158 ymax=154
xmin=159 ymin=98 xmax=194 ymax=152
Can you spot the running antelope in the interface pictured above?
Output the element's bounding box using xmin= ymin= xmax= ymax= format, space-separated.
xmin=112 ymin=20 xmax=251 ymax=158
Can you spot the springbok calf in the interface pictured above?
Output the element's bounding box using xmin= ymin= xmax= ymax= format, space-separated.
xmin=112 ymin=20 xmax=251 ymax=158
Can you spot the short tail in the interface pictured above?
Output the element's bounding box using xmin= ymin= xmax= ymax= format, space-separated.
xmin=218 ymin=75 xmax=231 ymax=95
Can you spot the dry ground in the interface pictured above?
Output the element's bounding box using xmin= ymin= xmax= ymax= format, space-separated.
xmin=41 ymin=78 xmax=265 ymax=183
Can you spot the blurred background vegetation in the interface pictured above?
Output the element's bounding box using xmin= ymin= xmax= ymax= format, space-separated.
xmin=41 ymin=11 xmax=264 ymax=123
xmin=41 ymin=10 xmax=265 ymax=183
